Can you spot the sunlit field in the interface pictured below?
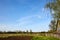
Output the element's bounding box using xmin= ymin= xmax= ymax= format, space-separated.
xmin=0 ymin=33 xmax=60 ymax=40
xmin=32 ymin=36 xmax=60 ymax=40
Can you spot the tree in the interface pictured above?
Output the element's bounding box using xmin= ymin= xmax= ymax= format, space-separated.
xmin=26 ymin=30 xmax=28 ymax=33
xmin=49 ymin=20 xmax=56 ymax=32
xmin=45 ymin=0 xmax=60 ymax=31
xmin=30 ymin=29 xmax=32 ymax=34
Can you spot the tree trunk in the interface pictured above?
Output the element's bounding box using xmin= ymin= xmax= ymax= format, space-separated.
xmin=56 ymin=19 xmax=59 ymax=31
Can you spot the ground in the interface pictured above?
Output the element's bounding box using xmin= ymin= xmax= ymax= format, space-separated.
xmin=0 ymin=34 xmax=60 ymax=40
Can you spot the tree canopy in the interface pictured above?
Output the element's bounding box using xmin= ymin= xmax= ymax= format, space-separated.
xmin=45 ymin=0 xmax=60 ymax=32
xmin=46 ymin=0 xmax=60 ymax=19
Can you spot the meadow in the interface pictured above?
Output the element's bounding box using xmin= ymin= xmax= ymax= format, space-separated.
xmin=0 ymin=33 xmax=60 ymax=40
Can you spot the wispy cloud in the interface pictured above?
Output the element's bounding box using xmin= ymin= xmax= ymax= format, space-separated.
xmin=16 ymin=15 xmax=44 ymax=31
xmin=0 ymin=13 xmax=50 ymax=32
xmin=0 ymin=0 xmax=50 ymax=32
xmin=0 ymin=23 xmax=20 ymax=31
xmin=0 ymin=14 xmax=42 ymax=31
xmin=17 ymin=15 xmax=41 ymax=21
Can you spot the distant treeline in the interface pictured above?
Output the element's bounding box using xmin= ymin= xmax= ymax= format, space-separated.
xmin=0 ymin=31 xmax=31 ymax=34
xmin=0 ymin=31 xmax=52 ymax=34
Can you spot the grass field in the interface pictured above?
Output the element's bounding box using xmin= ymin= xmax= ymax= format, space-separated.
xmin=0 ymin=36 xmax=60 ymax=40
xmin=0 ymin=34 xmax=39 ymax=38
xmin=0 ymin=34 xmax=60 ymax=40
xmin=32 ymin=36 xmax=60 ymax=40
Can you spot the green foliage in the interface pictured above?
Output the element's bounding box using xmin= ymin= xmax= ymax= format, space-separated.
xmin=46 ymin=0 xmax=60 ymax=19
xmin=30 ymin=29 xmax=32 ymax=34
xmin=32 ymin=36 xmax=60 ymax=40
xmin=45 ymin=0 xmax=60 ymax=32
xmin=49 ymin=20 xmax=56 ymax=32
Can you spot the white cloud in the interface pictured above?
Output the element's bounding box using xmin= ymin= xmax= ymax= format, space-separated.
xmin=0 ymin=24 xmax=9 ymax=31
xmin=17 ymin=15 xmax=41 ymax=22
xmin=0 ymin=23 xmax=20 ymax=31
xmin=0 ymin=14 xmax=49 ymax=32
xmin=0 ymin=14 xmax=42 ymax=31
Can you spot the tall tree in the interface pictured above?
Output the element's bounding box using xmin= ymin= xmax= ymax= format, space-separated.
xmin=45 ymin=0 xmax=60 ymax=31
xmin=49 ymin=20 xmax=56 ymax=32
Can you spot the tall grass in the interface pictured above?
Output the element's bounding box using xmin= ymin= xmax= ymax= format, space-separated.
xmin=32 ymin=36 xmax=60 ymax=40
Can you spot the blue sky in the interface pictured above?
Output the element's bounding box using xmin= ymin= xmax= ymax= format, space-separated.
xmin=0 ymin=0 xmax=51 ymax=32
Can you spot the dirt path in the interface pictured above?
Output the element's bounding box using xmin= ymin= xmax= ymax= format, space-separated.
xmin=0 ymin=36 xmax=32 ymax=40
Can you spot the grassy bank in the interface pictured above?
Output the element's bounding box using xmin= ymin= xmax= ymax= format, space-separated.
xmin=32 ymin=36 xmax=60 ymax=40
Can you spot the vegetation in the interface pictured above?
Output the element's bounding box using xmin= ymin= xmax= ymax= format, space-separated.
xmin=32 ymin=36 xmax=60 ymax=40
xmin=0 ymin=0 xmax=60 ymax=40
xmin=45 ymin=0 xmax=60 ymax=32
xmin=0 ymin=34 xmax=60 ymax=40
xmin=49 ymin=20 xmax=56 ymax=32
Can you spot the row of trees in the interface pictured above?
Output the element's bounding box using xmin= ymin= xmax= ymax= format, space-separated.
xmin=0 ymin=30 xmax=32 ymax=34
xmin=45 ymin=0 xmax=60 ymax=32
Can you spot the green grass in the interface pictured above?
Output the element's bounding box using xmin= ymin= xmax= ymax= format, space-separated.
xmin=0 ymin=34 xmax=39 ymax=38
xmin=0 ymin=34 xmax=60 ymax=40
xmin=32 ymin=36 xmax=60 ymax=40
